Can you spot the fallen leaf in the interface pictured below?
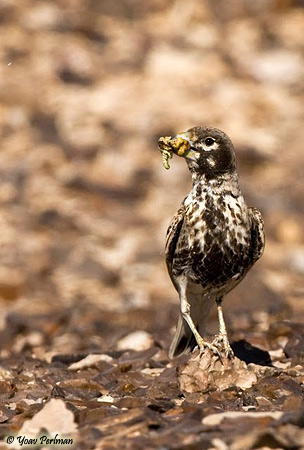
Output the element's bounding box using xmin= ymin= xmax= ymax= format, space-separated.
xmin=202 ymin=411 xmax=283 ymax=427
xmin=68 ymin=354 xmax=113 ymax=370
xmin=19 ymin=398 xmax=77 ymax=436
xmin=178 ymin=349 xmax=257 ymax=393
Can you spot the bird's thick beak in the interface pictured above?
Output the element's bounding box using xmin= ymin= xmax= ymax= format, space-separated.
xmin=170 ymin=132 xmax=198 ymax=159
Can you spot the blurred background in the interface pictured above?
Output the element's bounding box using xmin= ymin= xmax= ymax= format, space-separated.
xmin=0 ymin=0 xmax=303 ymax=358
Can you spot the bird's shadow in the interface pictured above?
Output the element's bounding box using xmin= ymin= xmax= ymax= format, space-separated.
xmin=231 ymin=339 xmax=273 ymax=366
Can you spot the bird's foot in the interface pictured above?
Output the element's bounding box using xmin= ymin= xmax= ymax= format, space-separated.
xmin=211 ymin=334 xmax=234 ymax=359
xmin=196 ymin=336 xmax=223 ymax=361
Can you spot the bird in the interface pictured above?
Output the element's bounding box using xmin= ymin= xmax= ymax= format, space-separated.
xmin=160 ymin=126 xmax=265 ymax=359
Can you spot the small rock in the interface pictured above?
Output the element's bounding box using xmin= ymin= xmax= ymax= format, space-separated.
xmin=116 ymin=330 xmax=154 ymax=351
xmin=0 ymin=367 xmax=13 ymax=380
xmin=141 ymin=368 xmax=165 ymax=376
xmin=256 ymin=396 xmax=272 ymax=407
xmin=273 ymin=361 xmax=291 ymax=369
xmin=97 ymin=395 xmax=114 ymax=403
xmin=18 ymin=398 xmax=77 ymax=439
xmin=68 ymin=354 xmax=113 ymax=371
xmin=269 ymin=348 xmax=285 ymax=361
xmin=202 ymin=411 xmax=283 ymax=427
xmin=210 ymin=437 xmax=228 ymax=450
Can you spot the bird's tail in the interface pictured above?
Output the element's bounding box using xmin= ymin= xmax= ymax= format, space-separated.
xmin=168 ymin=314 xmax=197 ymax=358
xmin=168 ymin=291 xmax=215 ymax=358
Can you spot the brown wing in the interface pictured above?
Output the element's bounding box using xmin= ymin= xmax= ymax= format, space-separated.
xmin=249 ymin=207 xmax=265 ymax=264
xmin=165 ymin=205 xmax=185 ymax=288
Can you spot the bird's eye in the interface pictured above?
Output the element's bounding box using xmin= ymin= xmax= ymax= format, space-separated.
xmin=205 ymin=137 xmax=215 ymax=147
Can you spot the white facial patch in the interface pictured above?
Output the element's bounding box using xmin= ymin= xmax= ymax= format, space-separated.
xmin=201 ymin=141 xmax=219 ymax=152
xmin=207 ymin=157 xmax=215 ymax=167
xmin=184 ymin=149 xmax=201 ymax=165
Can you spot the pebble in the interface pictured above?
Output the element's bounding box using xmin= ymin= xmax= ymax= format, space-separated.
xmin=117 ymin=331 xmax=154 ymax=351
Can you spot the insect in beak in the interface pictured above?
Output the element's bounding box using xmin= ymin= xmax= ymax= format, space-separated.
xmin=170 ymin=133 xmax=199 ymax=160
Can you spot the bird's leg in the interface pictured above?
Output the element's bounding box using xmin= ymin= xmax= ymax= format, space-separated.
xmin=212 ymin=298 xmax=234 ymax=359
xmin=178 ymin=277 xmax=222 ymax=358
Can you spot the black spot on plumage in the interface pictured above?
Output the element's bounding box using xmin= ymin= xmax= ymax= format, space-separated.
xmin=204 ymin=233 xmax=212 ymax=246
xmin=192 ymin=202 xmax=199 ymax=212
xmin=217 ymin=196 xmax=225 ymax=206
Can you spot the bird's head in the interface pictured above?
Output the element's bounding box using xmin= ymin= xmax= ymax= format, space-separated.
xmin=170 ymin=126 xmax=237 ymax=180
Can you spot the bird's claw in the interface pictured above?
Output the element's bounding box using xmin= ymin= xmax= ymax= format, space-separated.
xmin=196 ymin=338 xmax=224 ymax=362
xmin=211 ymin=334 xmax=234 ymax=360
xmin=195 ymin=334 xmax=234 ymax=362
